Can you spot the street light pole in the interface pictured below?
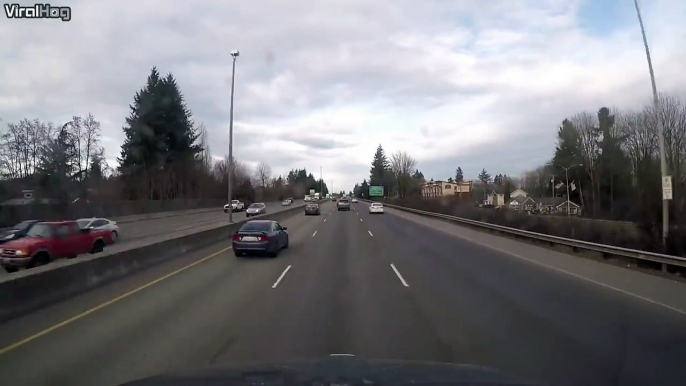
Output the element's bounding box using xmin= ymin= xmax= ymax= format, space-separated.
xmin=551 ymin=164 xmax=582 ymax=217
xmin=634 ymin=0 xmax=669 ymax=246
xmin=227 ymin=50 xmax=240 ymax=223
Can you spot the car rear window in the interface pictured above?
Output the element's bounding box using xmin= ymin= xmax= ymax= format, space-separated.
xmin=307 ymin=204 xmax=319 ymax=208
xmin=249 ymin=203 xmax=264 ymax=208
xmin=340 ymin=199 xmax=349 ymax=203
xmin=371 ymin=203 xmax=382 ymax=207
xmin=240 ymin=222 xmax=271 ymax=232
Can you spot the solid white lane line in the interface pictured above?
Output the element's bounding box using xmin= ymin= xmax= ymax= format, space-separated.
xmin=324 ymin=218 xmax=327 ymax=222
xmin=360 ymin=218 xmax=363 ymax=222
xmin=368 ymin=230 xmax=373 ymax=237
xmin=390 ymin=263 xmax=409 ymax=287
xmin=272 ymin=265 xmax=292 ymax=288
xmin=312 ymin=231 xmax=317 ymax=237
xmin=175 ymin=225 xmax=195 ymax=231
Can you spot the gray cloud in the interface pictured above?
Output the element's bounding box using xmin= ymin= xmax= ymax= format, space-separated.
xmin=2 ymin=0 xmax=686 ymax=191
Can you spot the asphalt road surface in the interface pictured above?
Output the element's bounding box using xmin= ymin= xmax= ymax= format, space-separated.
xmin=114 ymin=200 xmax=300 ymax=246
xmin=1 ymin=201 xmax=685 ymax=385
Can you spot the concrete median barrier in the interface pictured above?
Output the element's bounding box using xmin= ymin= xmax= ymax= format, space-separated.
xmin=0 ymin=205 xmax=305 ymax=323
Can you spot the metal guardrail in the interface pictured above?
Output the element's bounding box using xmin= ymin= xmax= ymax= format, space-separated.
xmin=363 ymin=199 xmax=686 ymax=271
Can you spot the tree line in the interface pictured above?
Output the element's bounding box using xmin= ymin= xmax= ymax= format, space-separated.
xmin=353 ymin=94 xmax=686 ymax=249
xmin=520 ymin=95 xmax=686 ymax=235
xmin=0 ymin=67 xmax=328 ymax=204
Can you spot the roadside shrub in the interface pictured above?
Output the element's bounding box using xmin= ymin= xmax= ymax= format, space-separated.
xmin=385 ymin=196 xmax=678 ymax=256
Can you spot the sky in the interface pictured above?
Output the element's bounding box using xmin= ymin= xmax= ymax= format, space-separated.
xmin=2 ymin=0 xmax=686 ymax=193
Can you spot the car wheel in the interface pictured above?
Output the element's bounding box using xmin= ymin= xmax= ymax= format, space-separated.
xmin=90 ymin=240 xmax=106 ymax=254
xmin=28 ymin=252 xmax=50 ymax=268
xmin=234 ymin=250 xmax=243 ymax=257
xmin=224 ymin=209 xmax=229 ymax=213
xmin=4 ymin=266 xmax=18 ymax=273
xmin=112 ymin=230 xmax=118 ymax=241
xmin=284 ymin=236 xmax=289 ymax=249
xmin=268 ymin=249 xmax=278 ymax=258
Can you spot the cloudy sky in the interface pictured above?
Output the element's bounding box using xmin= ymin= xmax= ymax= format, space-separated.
xmin=2 ymin=0 xmax=686 ymax=192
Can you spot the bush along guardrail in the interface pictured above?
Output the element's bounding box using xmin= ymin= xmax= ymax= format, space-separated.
xmin=361 ymin=199 xmax=686 ymax=274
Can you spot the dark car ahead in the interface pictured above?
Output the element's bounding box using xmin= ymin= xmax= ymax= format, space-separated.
xmin=0 ymin=220 xmax=43 ymax=245
xmin=231 ymin=220 xmax=289 ymax=258
xmin=245 ymin=203 xmax=267 ymax=217
xmin=305 ymin=203 xmax=321 ymax=215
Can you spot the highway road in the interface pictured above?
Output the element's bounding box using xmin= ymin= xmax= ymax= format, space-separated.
xmin=0 ymin=201 xmax=685 ymax=385
xmin=113 ymin=200 xmax=301 ymax=246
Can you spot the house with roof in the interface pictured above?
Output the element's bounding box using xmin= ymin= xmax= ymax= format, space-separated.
xmin=484 ymin=186 xmax=507 ymax=207
xmin=535 ymin=197 xmax=582 ymax=215
xmin=421 ymin=180 xmax=473 ymax=199
xmin=508 ymin=196 xmax=537 ymax=211
xmin=510 ymin=188 xmax=528 ymax=198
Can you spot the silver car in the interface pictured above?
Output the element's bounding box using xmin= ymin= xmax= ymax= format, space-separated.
xmin=246 ymin=203 xmax=267 ymax=217
xmin=337 ymin=198 xmax=351 ymax=211
xmin=77 ymin=217 xmax=120 ymax=242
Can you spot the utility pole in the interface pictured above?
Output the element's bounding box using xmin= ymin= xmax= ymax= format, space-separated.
xmin=320 ymin=166 xmax=323 ymax=197
xmin=634 ymin=0 xmax=669 ymax=247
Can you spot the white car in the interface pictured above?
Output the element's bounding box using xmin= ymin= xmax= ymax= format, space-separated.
xmin=281 ymin=199 xmax=292 ymax=206
xmin=224 ymin=200 xmax=245 ymax=213
xmin=368 ymin=202 xmax=384 ymax=214
xmin=352 ymin=198 xmax=358 ymax=203
xmin=77 ymin=217 xmax=120 ymax=242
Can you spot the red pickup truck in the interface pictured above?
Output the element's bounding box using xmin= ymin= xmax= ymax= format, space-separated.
xmin=0 ymin=221 xmax=112 ymax=272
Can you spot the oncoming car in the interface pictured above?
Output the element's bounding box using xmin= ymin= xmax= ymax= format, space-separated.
xmin=246 ymin=203 xmax=267 ymax=217
xmin=368 ymin=202 xmax=384 ymax=214
xmin=231 ymin=220 xmax=289 ymax=258
xmin=77 ymin=217 xmax=120 ymax=242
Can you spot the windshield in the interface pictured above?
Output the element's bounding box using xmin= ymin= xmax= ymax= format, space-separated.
xmin=239 ymin=222 xmax=271 ymax=232
xmin=307 ymin=204 xmax=319 ymax=208
xmin=4 ymin=3 xmax=686 ymax=386
xmin=25 ymin=223 xmax=52 ymax=238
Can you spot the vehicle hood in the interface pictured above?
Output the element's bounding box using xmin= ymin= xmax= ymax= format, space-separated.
xmin=0 ymin=237 xmax=43 ymax=249
xmin=120 ymin=357 xmax=540 ymax=386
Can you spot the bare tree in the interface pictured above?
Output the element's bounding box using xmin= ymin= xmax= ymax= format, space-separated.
xmin=390 ymin=150 xmax=416 ymax=197
xmin=197 ymin=123 xmax=212 ymax=172
xmin=571 ymin=112 xmax=600 ymax=213
xmin=0 ymin=119 xmax=59 ymax=179
xmin=254 ymin=161 xmax=272 ymax=189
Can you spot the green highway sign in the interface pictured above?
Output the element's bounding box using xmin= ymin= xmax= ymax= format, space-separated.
xmin=369 ymin=186 xmax=384 ymax=197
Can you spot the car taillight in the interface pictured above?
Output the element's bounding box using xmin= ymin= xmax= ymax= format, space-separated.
xmin=258 ymin=236 xmax=268 ymax=241
xmin=233 ymin=235 xmax=241 ymax=241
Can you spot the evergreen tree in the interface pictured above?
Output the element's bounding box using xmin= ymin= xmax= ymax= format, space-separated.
xmin=455 ymin=167 xmax=464 ymax=182
xmin=118 ymin=67 xmax=201 ymax=198
xmin=369 ymin=144 xmax=390 ymax=186
xmin=478 ymin=168 xmax=491 ymax=185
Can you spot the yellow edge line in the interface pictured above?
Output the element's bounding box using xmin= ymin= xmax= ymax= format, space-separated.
xmin=0 ymin=246 xmax=232 ymax=356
